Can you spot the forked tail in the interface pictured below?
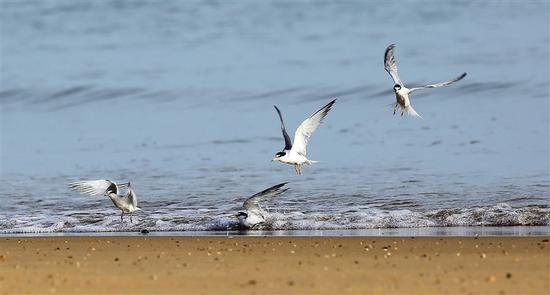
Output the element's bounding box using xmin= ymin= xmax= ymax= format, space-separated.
xmin=404 ymin=105 xmax=422 ymax=119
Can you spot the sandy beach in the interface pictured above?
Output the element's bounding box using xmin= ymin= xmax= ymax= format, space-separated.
xmin=0 ymin=236 xmax=548 ymax=294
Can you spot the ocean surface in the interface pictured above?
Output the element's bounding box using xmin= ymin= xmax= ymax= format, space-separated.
xmin=1 ymin=1 xmax=549 ymax=234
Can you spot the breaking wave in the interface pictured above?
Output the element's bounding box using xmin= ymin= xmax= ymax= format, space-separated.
xmin=1 ymin=203 xmax=548 ymax=234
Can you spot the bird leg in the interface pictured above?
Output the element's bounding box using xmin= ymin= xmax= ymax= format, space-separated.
xmin=296 ymin=164 xmax=302 ymax=175
xmin=393 ymin=103 xmax=398 ymax=115
xmin=130 ymin=213 xmax=133 ymax=224
xmin=294 ymin=164 xmax=299 ymax=174
xmin=120 ymin=211 xmax=124 ymax=223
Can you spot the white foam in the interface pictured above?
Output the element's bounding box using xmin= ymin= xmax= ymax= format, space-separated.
xmin=0 ymin=203 xmax=548 ymax=234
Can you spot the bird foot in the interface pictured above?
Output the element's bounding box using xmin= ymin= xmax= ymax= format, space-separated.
xmin=294 ymin=164 xmax=302 ymax=175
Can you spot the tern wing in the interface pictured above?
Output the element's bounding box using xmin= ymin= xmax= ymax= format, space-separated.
xmin=243 ymin=183 xmax=288 ymax=212
xmin=409 ymin=73 xmax=467 ymax=93
xmin=384 ymin=44 xmax=403 ymax=85
xmin=126 ymin=183 xmax=137 ymax=207
xmin=291 ymin=99 xmax=336 ymax=157
xmin=69 ymin=179 xmax=126 ymax=196
xmin=274 ymin=105 xmax=293 ymax=150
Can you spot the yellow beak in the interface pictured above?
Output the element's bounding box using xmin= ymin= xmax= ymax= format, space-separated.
xmin=272 ymin=157 xmax=279 ymax=162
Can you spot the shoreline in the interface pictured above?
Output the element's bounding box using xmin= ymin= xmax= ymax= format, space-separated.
xmin=1 ymin=236 xmax=548 ymax=294
xmin=1 ymin=225 xmax=550 ymax=237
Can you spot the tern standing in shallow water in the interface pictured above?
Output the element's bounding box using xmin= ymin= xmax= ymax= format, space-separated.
xmin=272 ymin=99 xmax=336 ymax=174
xmin=69 ymin=180 xmax=140 ymax=223
xmin=231 ymin=183 xmax=288 ymax=229
xmin=384 ymin=44 xmax=467 ymax=118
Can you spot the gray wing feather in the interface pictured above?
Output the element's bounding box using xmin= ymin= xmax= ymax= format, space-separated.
xmin=126 ymin=183 xmax=137 ymax=207
xmin=384 ymin=44 xmax=402 ymax=85
xmin=69 ymin=179 xmax=128 ymax=196
xmin=243 ymin=183 xmax=288 ymax=211
xmin=291 ymin=99 xmax=336 ymax=157
xmin=274 ymin=105 xmax=293 ymax=150
xmin=409 ymin=73 xmax=467 ymax=93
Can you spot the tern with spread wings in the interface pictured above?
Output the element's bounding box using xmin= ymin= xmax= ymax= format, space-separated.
xmin=384 ymin=44 xmax=467 ymax=118
xmin=272 ymin=99 xmax=336 ymax=174
xmin=231 ymin=182 xmax=288 ymax=229
xmin=69 ymin=179 xmax=140 ymax=223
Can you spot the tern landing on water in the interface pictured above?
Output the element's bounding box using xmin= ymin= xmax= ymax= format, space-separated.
xmin=69 ymin=180 xmax=140 ymax=223
xmin=272 ymin=99 xmax=336 ymax=174
xmin=384 ymin=44 xmax=467 ymax=118
xmin=231 ymin=183 xmax=288 ymax=229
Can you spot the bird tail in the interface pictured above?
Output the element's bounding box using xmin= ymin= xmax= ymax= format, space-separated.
xmin=306 ymin=160 xmax=319 ymax=165
xmin=404 ymin=105 xmax=422 ymax=118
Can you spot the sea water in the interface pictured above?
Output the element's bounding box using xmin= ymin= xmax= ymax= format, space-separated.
xmin=0 ymin=1 xmax=548 ymax=234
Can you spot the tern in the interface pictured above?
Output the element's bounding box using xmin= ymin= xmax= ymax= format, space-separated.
xmin=231 ymin=182 xmax=288 ymax=229
xmin=69 ymin=179 xmax=140 ymax=223
xmin=272 ymin=99 xmax=336 ymax=174
xmin=384 ymin=44 xmax=467 ymax=118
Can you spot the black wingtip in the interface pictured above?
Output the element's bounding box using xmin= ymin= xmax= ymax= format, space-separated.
xmin=255 ymin=182 xmax=289 ymax=196
xmin=385 ymin=43 xmax=396 ymax=54
xmin=325 ymin=98 xmax=337 ymax=107
xmin=384 ymin=44 xmax=396 ymax=65
xmin=325 ymin=98 xmax=337 ymax=110
xmin=274 ymin=182 xmax=288 ymax=188
xmin=311 ymin=98 xmax=337 ymax=118
xmin=68 ymin=182 xmax=80 ymax=188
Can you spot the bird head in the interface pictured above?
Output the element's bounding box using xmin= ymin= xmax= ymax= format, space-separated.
xmin=221 ymin=212 xmax=248 ymax=219
xmin=235 ymin=212 xmax=248 ymax=219
xmin=393 ymin=84 xmax=402 ymax=92
xmin=272 ymin=151 xmax=286 ymax=162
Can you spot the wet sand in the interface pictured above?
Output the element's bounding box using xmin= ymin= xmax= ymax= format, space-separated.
xmin=0 ymin=236 xmax=548 ymax=294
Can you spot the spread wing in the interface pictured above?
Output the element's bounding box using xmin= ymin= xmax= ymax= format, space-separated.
xmin=384 ymin=44 xmax=402 ymax=85
xmin=409 ymin=73 xmax=467 ymax=93
xmin=274 ymin=105 xmax=293 ymax=150
xmin=243 ymin=183 xmax=288 ymax=212
xmin=291 ymin=99 xmax=336 ymax=156
xmin=126 ymin=183 xmax=137 ymax=207
xmin=69 ymin=179 xmax=127 ymax=196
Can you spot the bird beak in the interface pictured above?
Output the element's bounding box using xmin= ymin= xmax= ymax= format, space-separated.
xmin=272 ymin=157 xmax=279 ymax=162
xmin=220 ymin=213 xmax=238 ymax=218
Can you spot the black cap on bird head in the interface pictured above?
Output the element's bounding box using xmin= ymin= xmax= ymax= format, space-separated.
xmin=105 ymin=182 xmax=118 ymax=195
xmin=393 ymin=84 xmax=401 ymax=91
xmin=236 ymin=212 xmax=248 ymax=218
xmin=275 ymin=151 xmax=286 ymax=158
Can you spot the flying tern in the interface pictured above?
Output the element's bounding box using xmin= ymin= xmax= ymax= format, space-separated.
xmin=69 ymin=179 xmax=140 ymax=223
xmin=272 ymin=99 xmax=336 ymax=174
xmin=384 ymin=44 xmax=467 ymax=118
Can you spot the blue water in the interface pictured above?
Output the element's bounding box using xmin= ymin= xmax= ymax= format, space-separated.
xmin=1 ymin=1 xmax=549 ymax=233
